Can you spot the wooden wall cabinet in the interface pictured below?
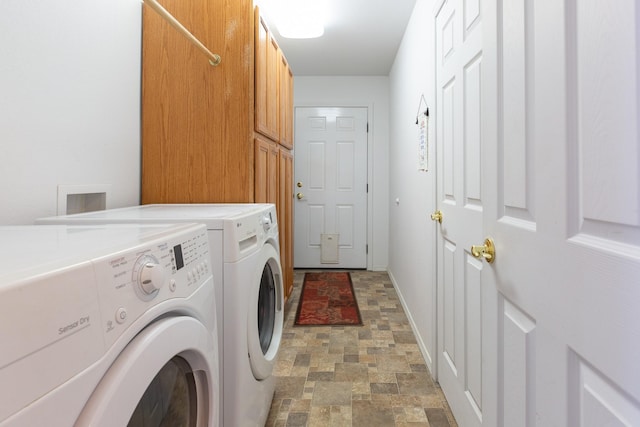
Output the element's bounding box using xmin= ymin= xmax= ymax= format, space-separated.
xmin=253 ymin=7 xmax=295 ymax=299
xmin=141 ymin=0 xmax=255 ymax=203
xmin=141 ymin=0 xmax=295 ymax=300
xmin=254 ymin=136 xmax=293 ymax=296
xmin=255 ymin=9 xmax=294 ymax=149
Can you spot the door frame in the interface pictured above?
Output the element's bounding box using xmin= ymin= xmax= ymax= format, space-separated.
xmin=293 ymin=103 xmax=373 ymax=270
xmin=432 ymin=0 xmax=445 ymax=383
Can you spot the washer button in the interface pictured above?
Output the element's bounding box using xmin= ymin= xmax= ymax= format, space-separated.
xmin=169 ymin=279 xmax=177 ymax=292
xmin=115 ymin=307 xmax=127 ymax=324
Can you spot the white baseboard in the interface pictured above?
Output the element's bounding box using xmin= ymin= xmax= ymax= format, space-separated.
xmin=386 ymin=268 xmax=435 ymax=379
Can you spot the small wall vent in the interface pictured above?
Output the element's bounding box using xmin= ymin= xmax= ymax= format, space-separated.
xmin=57 ymin=184 xmax=111 ymax=215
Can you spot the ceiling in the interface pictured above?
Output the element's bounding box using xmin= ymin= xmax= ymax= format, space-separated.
xmin=256 ymin=0 xmax=418 ymax=76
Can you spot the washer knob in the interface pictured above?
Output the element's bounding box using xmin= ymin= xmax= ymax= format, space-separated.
xmin=262 ymin=214 xmax=272 ymax=231
xmin=135 ymin=256 xmax=166 ymax=297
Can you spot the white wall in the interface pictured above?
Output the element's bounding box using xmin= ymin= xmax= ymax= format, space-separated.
xmin=0 ymin=0 xmax=142 ymax=224
xmin=294 ymin=76 xmax=390 ymax=271
xmin=387 ymin=0 xmax=438 ymax=374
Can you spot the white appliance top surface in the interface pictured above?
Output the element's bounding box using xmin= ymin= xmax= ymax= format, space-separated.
xmin=0 ymin=223 xmax=201 ymax=282
xmin=38 ymin=204 xmax=275 ymax=228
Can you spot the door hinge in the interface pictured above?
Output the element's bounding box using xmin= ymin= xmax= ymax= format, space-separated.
xmin=367 ymin=122 xmax=369 ymax=133
xmin=366 ymin=244 xmax=368 ymax=254
xmin=366 ymin=183 xmax=369 ymax=193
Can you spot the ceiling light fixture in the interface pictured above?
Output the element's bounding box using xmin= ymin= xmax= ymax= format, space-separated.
xmin=271 ymin=0 xmax=325 ymax=39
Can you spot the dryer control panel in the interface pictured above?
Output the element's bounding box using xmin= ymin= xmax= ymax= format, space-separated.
xmin=93 ymin=223 xmax=211 ymax=348
xmin=0 ymin=223 xmax=213 ymax=424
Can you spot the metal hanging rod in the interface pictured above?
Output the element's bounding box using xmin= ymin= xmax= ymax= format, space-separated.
xmin=143 ymin=0 xmax=221 ymax=66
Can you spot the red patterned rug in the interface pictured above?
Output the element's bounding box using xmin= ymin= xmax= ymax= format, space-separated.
xmin=295 ymin=272 xmax=362 ymax=326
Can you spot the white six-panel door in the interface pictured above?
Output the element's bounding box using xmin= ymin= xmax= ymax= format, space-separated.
xmin=293 ymin=107 xmax=368 ymax=268
xmin=435 ymin=0 xmax=497 ymax=425
xmin=481 ymin=0 xmax=640 ymax=425
xmin=437 ymin=0 xmax=640 ymax=426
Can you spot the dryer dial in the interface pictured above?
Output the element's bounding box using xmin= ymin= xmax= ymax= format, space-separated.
xmin=133 ymin=255 xmax=166 ymax=298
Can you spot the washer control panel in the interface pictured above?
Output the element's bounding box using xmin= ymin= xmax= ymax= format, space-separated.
xmin=92 ymin=224 xmax=211 ymax=347
xmin=223 ymin=205 xmax=279 ymax=263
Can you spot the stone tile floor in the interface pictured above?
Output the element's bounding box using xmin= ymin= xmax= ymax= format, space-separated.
xmin=266 ymin=270 xmax=458 ymax=427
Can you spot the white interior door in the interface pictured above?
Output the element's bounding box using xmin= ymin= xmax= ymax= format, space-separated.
xmin=482 ymin=0 xmax=640 ymax=425
xmin=434 ymin=0 xmax=496 ymax=425
xmin=293 ymin=107 xmax=368 ymax=269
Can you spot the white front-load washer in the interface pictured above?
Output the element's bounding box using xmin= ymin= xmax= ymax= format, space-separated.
xmin=0 ymin=223 xmax=219 ymax=426
xmin=37 ymin=204 xmax=285 ymax=426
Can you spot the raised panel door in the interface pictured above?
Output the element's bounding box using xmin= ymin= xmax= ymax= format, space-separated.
xmin=482 ymin=0 xmax=640 ymax=425
xmin=278 ymin=148 xmax=294 ymax=299
xmin=254 ymin=9 xmax=279 ymax=141
xmin=293 ymin=107 xmax=368 ymax=268
xmin=279 ymin=52 xmax=294 ymax=150
xmin=254 ymin=136 xmax=278 ymax=204
xmin=434 ymin=0 xmax=495 ymax=425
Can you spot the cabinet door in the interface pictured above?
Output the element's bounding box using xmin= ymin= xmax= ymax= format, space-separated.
xmin=142 ymin=0 xmax=254 ymax=204
xmin=278 ymin=148 xmax=294 ymax=299
xmin=278 ymin=52 xmax=294 ymax=150
xmin=254 ymin=10 xmax=280 ymax=141
xmin=254 ymin=136 xmax=278 ymax=204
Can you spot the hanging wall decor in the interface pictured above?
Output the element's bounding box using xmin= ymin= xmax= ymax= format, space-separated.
xmin=415 ymin=94 xmax=429 ymax=171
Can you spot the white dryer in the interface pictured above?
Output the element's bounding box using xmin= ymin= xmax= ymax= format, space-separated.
xmin=37 ymin=204 xmax=284 ymax=426
xmin=0 ymin=223 xmax=219 ymax=426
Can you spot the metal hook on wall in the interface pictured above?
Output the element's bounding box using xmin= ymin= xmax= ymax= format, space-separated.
xmin=415 ymin=94 xmax=429 ymax=124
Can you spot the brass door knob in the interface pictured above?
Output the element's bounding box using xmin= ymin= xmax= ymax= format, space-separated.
xmin=296 ymin=192 xmax=304 ymax=200
xmin=470 ymin=238 xmax=496 ymax=263
xmin=430 ymin=210 xmax=443 ymax=223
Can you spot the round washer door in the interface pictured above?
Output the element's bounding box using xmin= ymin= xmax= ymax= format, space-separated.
xmin=76 ymin=316 xmax=218 ymax=427
xmin=247 ymin=242 xmax=284 ymax=380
